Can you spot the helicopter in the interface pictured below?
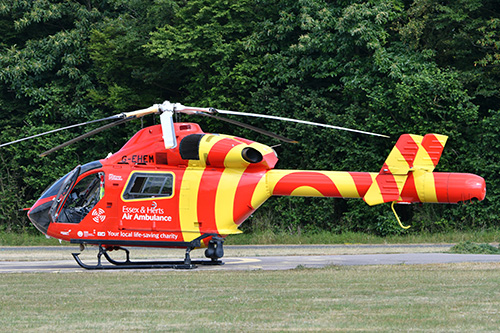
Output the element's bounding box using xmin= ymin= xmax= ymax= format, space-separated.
xmin=0 ymin=101 xmax=486 ymax=269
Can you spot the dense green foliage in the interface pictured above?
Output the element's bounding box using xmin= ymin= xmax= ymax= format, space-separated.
xmin=0 ymin=0 xmax=498 ymax=235
xmin=450 ymin=241 xmax=500 ymax=254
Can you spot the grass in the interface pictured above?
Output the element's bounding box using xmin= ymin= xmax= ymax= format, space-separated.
xmin=0 ymin=231 xmax=62 ymax=246
xmin=1 ymin=263 xmax=500 ymax=331
xmin=2 ymin=230 xmax=500 ymax=330
xmin=2 ymin=229 xmax=500 ymax=246
xmin=450 ymin=241 xmax=500 ymax=254
xmin=226 ymin=229 xmax=500 ymax=245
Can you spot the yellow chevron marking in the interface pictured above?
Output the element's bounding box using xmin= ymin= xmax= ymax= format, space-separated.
xmin=251 ymin=173 xmax=271 ymax=209
xmin=364 ymin=135 xmax=423 ymax=206
xmin=409 ymin=134 xmax=423 ymax=143
xmin=290 ymin=186 xmax=323 ymax=197
xmin=223 ymin=143 xmax=250 ymax=168
xmin=326 ymin=172 xmax=360 ymax=198
xmin=364 ymin=182 xmax=383 ymax=206
xmin=414 ymin=170 xmax=438 ymax=203
xmin=385 ymin=146 xmax=411 ymax=175
xmin=413 ymin=134 xmax=448 ymax=172
xmin=215 ymin=149 xmax=247 ymax=234
xmin=179 ymin=168 xmax=204 ymax=242
xmin=364 ymin=173 xmax=408 ymax=206
xmin=434 ymin=134 xmax=448 ymax=147
xmin=393 ymin=174 xmax=408 ymax=194
xmin=413 ymin=145 xmax=434 ymax=172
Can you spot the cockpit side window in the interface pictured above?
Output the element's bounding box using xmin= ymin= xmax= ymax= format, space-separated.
xmin=123 ymin=172 xmax=174 ymax=200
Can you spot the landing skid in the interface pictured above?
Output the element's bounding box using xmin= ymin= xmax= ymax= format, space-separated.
xmin=72 ymin=245 xmax=223 ymax=270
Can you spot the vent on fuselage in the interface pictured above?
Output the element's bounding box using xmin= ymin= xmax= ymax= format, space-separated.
xmin=179 ymin=134 xmax=204 ymax=160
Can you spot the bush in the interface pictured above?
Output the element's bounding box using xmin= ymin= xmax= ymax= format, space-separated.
xmin=449 ymin=241 xmax=500 ymax=254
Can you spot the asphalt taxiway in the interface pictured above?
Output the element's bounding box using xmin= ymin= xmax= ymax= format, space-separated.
xmin=1 ymin=245 xmax=500 ymax=273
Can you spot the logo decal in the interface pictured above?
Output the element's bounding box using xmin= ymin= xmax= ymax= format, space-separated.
xmin=108 ymin=174 xmax=123 ymax=181
xmin=91 ymin=208 xmax=106 ymax=223
xmin=60 ymin=230 xmax=71 ymax=236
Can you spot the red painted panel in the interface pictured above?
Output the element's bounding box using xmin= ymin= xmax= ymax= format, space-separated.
xmin=273 ymin=172 xmax=341 ymax=197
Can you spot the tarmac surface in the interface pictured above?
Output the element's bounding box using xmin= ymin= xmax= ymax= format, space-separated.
xmin=1 ymin=244 xmax=500 ymax=273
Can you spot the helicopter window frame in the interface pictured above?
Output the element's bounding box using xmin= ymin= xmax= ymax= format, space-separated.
xmin=122 ymin=172 xmax=175 ymax=201
xmin=54 ymin=171 xmax=105 ymax=224
xmin=40 ymin=161 xmax=102 ymax=201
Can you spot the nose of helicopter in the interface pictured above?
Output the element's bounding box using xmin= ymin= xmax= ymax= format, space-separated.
xmin=27 ymin=198 xmax=53 ymax=234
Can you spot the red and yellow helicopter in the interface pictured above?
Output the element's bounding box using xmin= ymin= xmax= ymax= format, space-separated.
xmin=1 ymin=101 xmax=486 ymax=269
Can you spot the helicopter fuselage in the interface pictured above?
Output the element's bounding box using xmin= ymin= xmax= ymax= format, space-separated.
xmin=27 ymin=123 xmax=486 ymax=252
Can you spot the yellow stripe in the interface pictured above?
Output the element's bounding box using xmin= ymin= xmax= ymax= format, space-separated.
xmin=386 ymin=147 xmax=410 ymax=175
xmin=413 ymin=134 xmax=447 ymax=172
xmin=190 ymin=134 xmax=227 ymax=167
xmin=393 ymin=174 xmax=409 ymax=196
xmin=251 ymin=173 xmax=271 ymax=209
xmin=223 ymin=142 xmax=250 ymax=168
xmin=179 ymin=168 xmax=204 ymax=242
xmin=409 ymin=134 xmax=423 ymax=144
xmin=413 ymin=146 xmax=434 ymax=171
xmin=214 ymin=168 xmax=246 ymax=234
xmin=435 ymin=134 xmax=448 ymax=147
xmin=325 ymin=172 xmax=360 ymax=198
xmin=390 ymin=134 xmax=419 ymax=197
xmin=290 ymin=186 xmax=323 ymax=196
xmin=266 ymin=170 xmax=376 ymax=199
xmin=412 ymin=135 xmax=431 ymax=172
xmin=414 ymin=170 xmax=438 ymax=203
xmin=178 ymin=134 xmax=232 ymax=240
xmin=364 ymin=181 xmax=383 ymax=206
xmin=214 ymin=144 xmax=249 ymax=234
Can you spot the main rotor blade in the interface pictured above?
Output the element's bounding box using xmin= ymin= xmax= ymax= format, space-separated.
xmin=196 ymin=112 xmax=298 ymax=143
xmin=40 ymin=118 xmax=132 ymax=157
xmin=0 ymin=104 xmax=161 ymax=149
xmin=0 ymin=115 xmax=121 ymax=149
xmin=214 ymin=110 xmax=390 ymax=138
xmin=174 ymin=105 xmax=389 ymax=138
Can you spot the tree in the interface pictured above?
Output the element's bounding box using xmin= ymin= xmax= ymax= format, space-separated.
xmin=1 ymin=0 xmax=499 ymax=234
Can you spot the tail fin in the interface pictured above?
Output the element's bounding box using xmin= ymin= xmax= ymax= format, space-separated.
xmin=413 ymin=134 xmax=448 ymax=172
xmin=363 ymin=134 xmax=447 ymax=206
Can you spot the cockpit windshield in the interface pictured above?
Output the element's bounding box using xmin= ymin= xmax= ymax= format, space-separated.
xmin=45 ymin=161 xmax=105 ymax=224
xmin=28 ymin=161 xmax=103 ymax=232
xmin=49 ymin=166 xmax=81 ymax=222
xmin=40 ymin=161 xmax=103 ymax=200
xmin=54 ymin=171 xmax=105 ymax=224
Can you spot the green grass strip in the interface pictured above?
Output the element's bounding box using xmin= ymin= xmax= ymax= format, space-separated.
xmin=1 ymin=264 xmax=500 ymax=330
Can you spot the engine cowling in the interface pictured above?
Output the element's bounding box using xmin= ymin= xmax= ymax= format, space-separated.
xmin=179 ymin=134 xmax=278 ymax=169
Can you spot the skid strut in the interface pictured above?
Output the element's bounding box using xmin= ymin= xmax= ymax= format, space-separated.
xmin=72 ymin=244 xmax=224 ymax=270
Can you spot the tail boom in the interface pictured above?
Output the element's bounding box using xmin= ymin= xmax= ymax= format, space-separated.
xmin=267 ymin=170 xmax=374 ymax=199
xmin=265 ymin=169 xmax=485 ymax=204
